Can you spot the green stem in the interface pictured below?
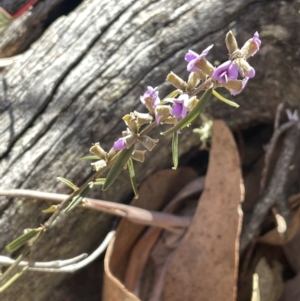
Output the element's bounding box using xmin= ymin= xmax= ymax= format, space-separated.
xmin=139 ymin=121 xmax=157 ymax=136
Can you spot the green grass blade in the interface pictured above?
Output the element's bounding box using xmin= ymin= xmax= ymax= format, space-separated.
xmin=172 ymin=132 xmax=179 ymax=170
xmin=128 ymin=158 xmax=139 ymax=198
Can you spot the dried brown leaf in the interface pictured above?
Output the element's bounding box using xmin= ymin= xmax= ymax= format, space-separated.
xmin=125 ymin=177 xmax=204 ymax=297
xmin=163 ymin=120 xmax=244 ymax=301
xmin=103 ymin=235 xmax=141 ymax=301
xmin=102 ymin=167 xmax=198 ymax=301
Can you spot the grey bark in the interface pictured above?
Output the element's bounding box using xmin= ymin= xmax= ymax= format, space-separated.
xmin=0 ymin=0 xmax=299 ymax=300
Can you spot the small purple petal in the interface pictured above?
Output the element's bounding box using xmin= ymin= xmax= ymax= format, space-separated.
xmin=181 ymin=105 xmax=188 ymax=118
xmin=251 ymin=32 xmax=261 ymax=56
xmin=201 ymin=44 xmax=214 ymax=56
xmin=172 ymin=103 xmax=184 ymax=118
xmin=113 ymin=138 xmax=127 ymax=151
xmin=185 ymin=50 xmax=199 ymax=62
xmin=228 ymin=62 xmax=239 ymax=79
xmin=253 ymin=32 xmax=261 ymax=47
xmin=212 ymin=61 xmax=238 ymax=84
xmin=169 ymin=95 xmax=190 ymax=118
xmin=246 ymin=66 xmax=255 ymax=78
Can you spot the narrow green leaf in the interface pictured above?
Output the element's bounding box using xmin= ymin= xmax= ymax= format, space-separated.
xmin=64 ymin=182 xmax=93 ymax=212
xmin=102 ymin=146 xmax=134 ymax=191
xmin=128 ymin=158 xmax=139 ymax=198
xmin=93 ymin=178 xmax=106 ymax=186
xmin=42 ymin=205 xmax=57 ymax=213
xmin=57 ymin=177 xmax=78 ymax=190
xmin=212 ymin=89 xmax=239 ymax=108
xmin=161 ymin=88 xmax=212 ymax=136
xmin=64 ymin=195 xmax=84 ymax=212
xmin=6 ymin=228 xmax=43 ymax=253
xmin=0 ymin=266 xmax=28 ymax=293
xmin=79 ymin=155 xmax=100 ymax=161
xmin=172 ymin=132 xmax=179 ymax=170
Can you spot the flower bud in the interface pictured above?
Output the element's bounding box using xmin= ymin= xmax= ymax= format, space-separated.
xmin=225 ymin=31 xmax=238 ymax=54
xmin=186 ymin=96 xmax=198 ymax=111
xmin=123 ymin=114 xmax=138 ymax=132
xmin=187 ymin=72 xmax=199 ymax=90
xmin=133 ymin=111 xmax=153 ymax=126
xmin=90 ymin=143 xmax=107 ymax=160
xmin=155 ymin=105 xmax=171 ymax=118
xmin=166 ymin=72 xmax=187 ymax=90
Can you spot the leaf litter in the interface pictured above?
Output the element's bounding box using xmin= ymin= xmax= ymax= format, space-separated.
xmin=102 ymin=114 xmax=300 ymax=301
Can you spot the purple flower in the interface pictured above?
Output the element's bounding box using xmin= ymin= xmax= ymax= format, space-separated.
xmin=113 ymin=138 xmax=126 ymax=151
xmin=168 ymin=94 xmax=190 ymax=119
xmin=251 ymin=32 xmax=261 ymax=56
xmin=212 ymin=61 xmax=238 ymax=84
xmin=229 ymin=77 xmax=249 ymax=96
xmin=140 ymin=86 xmax=160 ymax=107
xmin=185 ymin=45 xmax=213 ymax=72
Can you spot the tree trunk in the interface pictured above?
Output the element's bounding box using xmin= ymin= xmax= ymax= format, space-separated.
xmin=0 ymin=0 xmax=299 ymax=300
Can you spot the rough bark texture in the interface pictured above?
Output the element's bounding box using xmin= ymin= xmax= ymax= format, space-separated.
xmin=0 ymin=0 xmax=299 ymax=300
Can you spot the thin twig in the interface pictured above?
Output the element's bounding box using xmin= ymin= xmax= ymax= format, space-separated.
xmin=0 ymin=190 xmax=191 ymax=230
xmin=0 ymin=231 xmax=115 ymax=273
xmin=260 ymin=120 xmax=296 ymax=193
xmin=139 ymin=121 xmax=158 ymax=136
xmin=0 ymin=253 xmax=26 ymax=284
xmin=190 ymin=79 xmax=212 ymax=97
xmin=0 ymin=253 xmax=87 ymax=268
xmin=43 ymin=164 xmax=111 ymax=230
xmin=274 ymin=103 xmax=284 ymax=130
xmin=240 ymin=121 xmax=300 ymax=253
